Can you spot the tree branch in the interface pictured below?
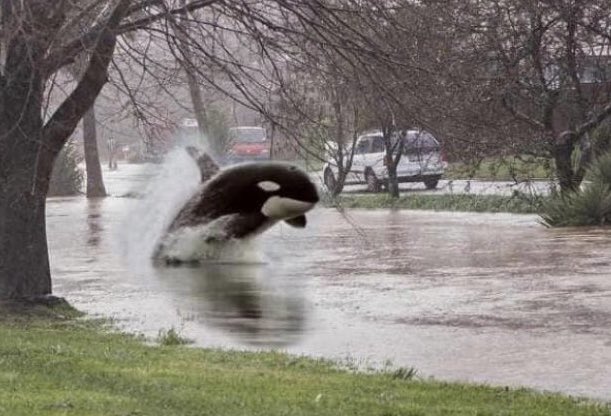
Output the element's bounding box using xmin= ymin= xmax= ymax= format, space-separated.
xmin=35 ymin=0 xmax=131 ymax=193
xmin=118 ymin=0 xmax=221 ymax=33
xmin=575 ymin=100 xmax=611 ymax=137
xmin=44 ymin=0 xmax=221 ymax=76
xmin=501 ymin=95 xmax=546 ymax=130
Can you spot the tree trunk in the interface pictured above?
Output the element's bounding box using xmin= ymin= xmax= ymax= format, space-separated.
xmin=0 ymin=117 xmax=52 ymax=299
xmin=573 ymin=134 xmax=593 ymax=188
xmin=186 ymin=71 xmax=208 ymax=138
xmin=269 ymin=123 xmax=275 ymax=160
xmin=331 ymin=170 xmax=348 ymax=197
xmin=0 ymin=103 xmax=55 ymax=300
xmin=83 ymin=106 xmax=107 ymax=198
xmin=107 ymin=137 xmax=118 ymax=170
xmin=553 ymin=132 xmax=578 ymax=193
xmin=0 ymin=35 xmax=52 ymax=299
xmin=177 ymin=0 xmax=210 ymax=152
xmin=387 ymin=165 xmax=400 ymax=198
xmin=0 ymin=178 xmax=51 ymax=298
xmin=385 ymin=133 xmax=402 ymax=198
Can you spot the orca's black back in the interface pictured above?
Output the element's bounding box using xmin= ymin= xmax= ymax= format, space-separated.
xmin=168 ymin=162 xmax=318 ymax=230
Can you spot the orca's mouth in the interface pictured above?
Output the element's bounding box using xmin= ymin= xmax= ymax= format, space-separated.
xmin=261 ymin=196 xmax=316 ymax=220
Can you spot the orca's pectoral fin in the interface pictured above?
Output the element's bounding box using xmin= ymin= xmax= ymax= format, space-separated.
xmin=185 ymin=146 xmax=220 ymax=183
xmin=285 ymin=215 xmax=307 ymax=228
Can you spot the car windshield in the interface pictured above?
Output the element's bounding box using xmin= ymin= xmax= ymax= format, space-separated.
xmin=358 ymin=131 xmax=439 ymax=153
xmin=229 ymin=127 xmax=266 ymax=143
xmin=401 ymin=131 xmax=439 ymax=153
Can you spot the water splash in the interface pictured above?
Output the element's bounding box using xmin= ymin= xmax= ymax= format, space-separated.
xmin=120 ymin=147 xmax=262 ymax=268
xmin=156 ymin=218 xmax=265 ymax=264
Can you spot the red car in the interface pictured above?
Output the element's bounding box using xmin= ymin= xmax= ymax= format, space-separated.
xmin=226 ymin=126 xmax=270 ymax=163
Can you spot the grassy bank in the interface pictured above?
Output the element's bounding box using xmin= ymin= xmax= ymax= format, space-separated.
xmin=325 ymin=193 xmax=544 ymax=214
xmin=445 ymin=156 xmax=555 ymax=181
xmin=0 ymin=303 xmax=608 ymax=416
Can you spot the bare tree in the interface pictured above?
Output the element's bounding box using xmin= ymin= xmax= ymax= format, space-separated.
xmin=68 ymin=60 xmax=108 ymax=196
xmin=82 ymin=105 xmax=107 ymax=196
xmin=175 ymin=0 xmax=209 ymax=149
xmin=0 ymin=0 xmax=407 ymax=300
xmin=399 ymin=0 xmax=611 ymax=191
xmin=271 ymin=58 xmax=363 ymax=195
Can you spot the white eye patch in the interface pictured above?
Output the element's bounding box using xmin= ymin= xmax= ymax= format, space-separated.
xmin=257 ymin=181 xmax=281 ymax=192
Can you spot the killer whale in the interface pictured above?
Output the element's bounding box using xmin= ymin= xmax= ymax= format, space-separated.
xmin=154 ymin=147 xmax=319 ymax=262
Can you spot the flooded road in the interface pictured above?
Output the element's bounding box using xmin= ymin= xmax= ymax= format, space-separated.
xmin=48 ymin=164 xmax=611 ymax=400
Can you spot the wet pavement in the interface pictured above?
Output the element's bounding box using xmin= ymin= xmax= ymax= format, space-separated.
xmin=47 ymin=163 xmax=611 ymax=400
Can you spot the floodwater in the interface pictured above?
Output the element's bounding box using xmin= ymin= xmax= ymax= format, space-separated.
xmin=47 ymin=163 xmax=611 ymax=400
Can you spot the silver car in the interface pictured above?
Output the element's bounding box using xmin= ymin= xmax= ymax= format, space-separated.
xmin=323 ymin=130 xmax=446 ymax=192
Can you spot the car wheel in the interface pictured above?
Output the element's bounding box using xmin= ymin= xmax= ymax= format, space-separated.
xmin=424 ymin=178 xmax=439 ymax=190
xmin=365 ymin=170 xmax=380 ymax=192
xmin=324 ymin=168 xmax=337 ymax=192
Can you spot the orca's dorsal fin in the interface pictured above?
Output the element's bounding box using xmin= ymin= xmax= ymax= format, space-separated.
xmin=185 ymin=146 xmax=220 ymax=183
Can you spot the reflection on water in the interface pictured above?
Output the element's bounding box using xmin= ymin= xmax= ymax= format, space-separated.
xmin=152 ymin=264 xmax=305 ymax=346
xmin=86 ymin=199 xmax=103 ymax=247
xmin=46 ymin=164 xmax=611 ymax=400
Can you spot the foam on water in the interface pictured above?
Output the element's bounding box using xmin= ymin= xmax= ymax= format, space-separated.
xmin=157 ymin=216 xmax=265 ymax=264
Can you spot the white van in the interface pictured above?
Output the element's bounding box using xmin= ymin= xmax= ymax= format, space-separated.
xmin=323 ymin=130 xmax=446 ymax=192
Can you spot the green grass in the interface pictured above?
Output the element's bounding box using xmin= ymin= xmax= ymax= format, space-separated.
xmin=446 ymin=156 xmax=555 ymax=181
xmin=325 ymin=193 xmax=545 ymax=214
xmin=0 ymin=302 xmax=609 ymax=416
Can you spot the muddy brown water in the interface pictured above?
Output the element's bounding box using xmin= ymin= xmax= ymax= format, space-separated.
xmin=47 ymin=164 xmax=611 ymax=400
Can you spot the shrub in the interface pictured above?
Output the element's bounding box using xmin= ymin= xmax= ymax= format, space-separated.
xmin=156 ymin=327 xmax=193 ymax=346
xmin=48 ymin=141 xmax=83 ymax=197
xmin=540 ymin=152 xmax=611 ymax=227
xmin=390 ymin=367 xmax=418 ymax=380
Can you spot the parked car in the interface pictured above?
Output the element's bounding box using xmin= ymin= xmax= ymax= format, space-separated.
xmin=322 ymin=130 xmax=447 ymax=192
xmin=225 ymin=126 xmax=270 ymax=163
